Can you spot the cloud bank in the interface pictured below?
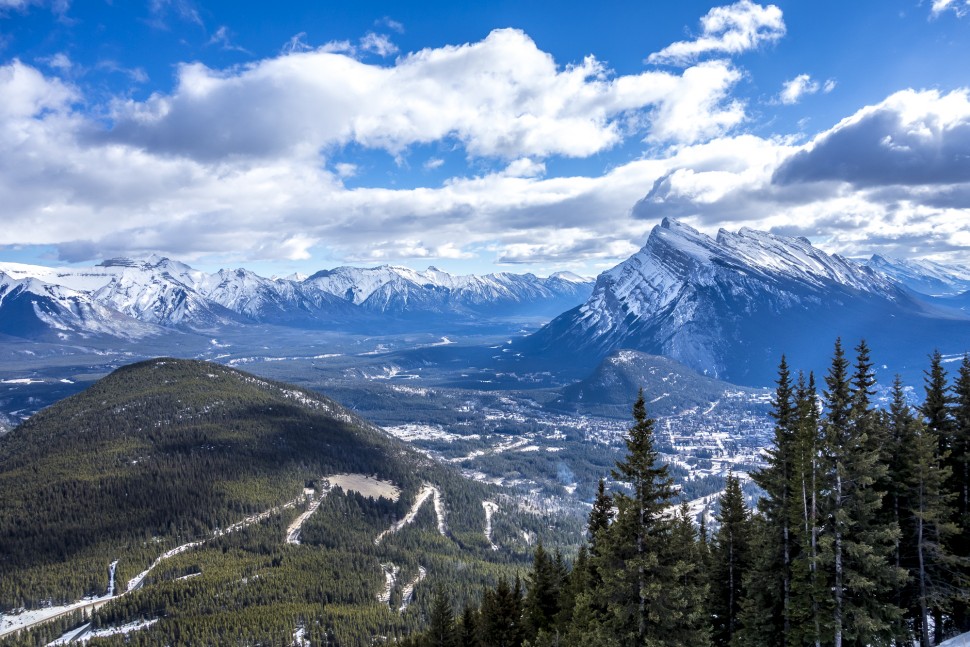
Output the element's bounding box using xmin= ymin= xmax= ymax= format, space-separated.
xmin=0 ymin=6 xmax=969 ymax=271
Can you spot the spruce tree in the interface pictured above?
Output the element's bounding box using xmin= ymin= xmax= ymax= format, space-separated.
xmin=820 ymin=339 xmax=902 ymax=647
xmin=523 ymin=542 xmax=560 ymax=642
xmin=588 ymin=478 xmax=614 ymax=555
xmin=905 ymin=414 xmax=960 ymax=646
xmin=885 ymin=375 xmax=920 ymax=644
xmin=949 ymin=354 xmax=970 ymax=632
xmin=666 ymin=502 xmax=712 ymax=647
xmin=601 ymin=388 xmax=676 ymax=644
xmin=739 ymin=355 xmax=796 ymax=646
xmin=921 ymin=349 xmax=956 ymax=643
xmin=709 ymin=473 xmax=750 ymax=646
xmin=457 ymin=604 xmax=479 ymax=647
xmin=426 ymin=584 xmax=458 ymax=647
xmin=788 ymin=371 xmax=826 ymax=647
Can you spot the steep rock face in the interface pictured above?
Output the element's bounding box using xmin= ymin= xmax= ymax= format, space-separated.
xmin=865 ymin=255 xmax=970 ymax=296
xmin=523 ymin=219 xmax=969 ymax=386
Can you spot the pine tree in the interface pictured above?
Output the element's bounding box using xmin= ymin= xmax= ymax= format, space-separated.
xmin=588 ymin=478 xmax=614 ymax=555
xmin=739 ymin=356 xmax=796 ymax=646
xmin=921 ymin=349 xmax=955 ymax=643
xmin=905 ymin=414 xmax=960 ymax=647
xmin=590 ymin=389 xmax=680 ymax=645
xmin=709 ymin=473 xmax=750 ymax=646
xmin=426 ymin=584 xmax=458 ymax=647
xmin=523 ymin=542 xmax=560 ymax=642
xmin=819 ymin=339 xmax=902 ymax=647
xmin=788 ymin=371 xmax=826 ymax=647
xmin=949 ymin=354 xmax=970 ymax=633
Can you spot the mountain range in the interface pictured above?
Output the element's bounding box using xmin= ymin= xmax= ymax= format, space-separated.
xmin=0 ymin=257 xmax=593 ymax=341
xmin=4 ymin=219 xmax=970 ymax=388
xmin=521 ymin=218 xmax=970 ymax=386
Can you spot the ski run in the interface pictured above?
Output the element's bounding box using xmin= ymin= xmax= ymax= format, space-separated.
xmin=377 ymin=563 xmax=400 ymax=605
xmin=398 ymin=567 xmax=428 ymax=614
xmin=374 ymin=484 xmax=447 ymax=545
xmin=482 ymin=501 xmax=499 ymax=551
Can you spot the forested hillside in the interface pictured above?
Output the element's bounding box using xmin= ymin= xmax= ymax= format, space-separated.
xmin=0 ymin=359 xmax=580 ymax=645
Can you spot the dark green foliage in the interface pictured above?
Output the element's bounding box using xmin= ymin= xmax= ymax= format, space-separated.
xmin=709 ymin=473 xmax=750 ymax=646
xmin=948 ymin=354 xmax=970 ymax=633
xmin=740 ymin=355 xmax=795 ymax=645
xmin=0 ymin=359 xmax=572 ymax=646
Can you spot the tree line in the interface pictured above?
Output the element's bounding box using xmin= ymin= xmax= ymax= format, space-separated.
xmin=404 ymin=340 xmax=969 ymax=647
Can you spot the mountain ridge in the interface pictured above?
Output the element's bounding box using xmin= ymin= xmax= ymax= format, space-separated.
xmin=0 ymin=260 xmax=595 ymax=340
xmin=520 ymin=218 xmax=970 ymax=386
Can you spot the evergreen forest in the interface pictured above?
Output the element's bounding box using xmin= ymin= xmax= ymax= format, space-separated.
xmin=404 ymin=341 xmax=970 ymax=647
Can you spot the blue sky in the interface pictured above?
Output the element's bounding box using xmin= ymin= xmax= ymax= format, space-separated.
xmin=1 ymin=0 xmax=969 ymax=277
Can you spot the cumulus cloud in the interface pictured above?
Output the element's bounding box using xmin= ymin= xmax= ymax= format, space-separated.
xmin=102 ymin=28 xmax=747 ymax=163
xmin=773 ymin=89 xmax=970 ymax=186
xmin=777 ymin=74 xmax=837 ymax=104
xmin=4 ymin=27 xmax=970 ymax=271
xmin=647 ymin=0 xmax=785 ymax=66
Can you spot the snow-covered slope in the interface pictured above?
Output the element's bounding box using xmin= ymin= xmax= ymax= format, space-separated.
xmin=0 ymin=272 xmax=160 ymax=340
xmin=0 ymin=258 xmax=593 ymax=339
xmin=865 ymin=254 xmax=970 ymax=296
xmin=305 ymin=265 xmax=593 ymax=317
xmin=522 ymin=218 xmax=970 ymax=386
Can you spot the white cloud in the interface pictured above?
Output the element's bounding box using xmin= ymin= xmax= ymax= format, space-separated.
xmin=207 ymin=26 xmax=250 ymax=53
xmin=777 ymin=74 xmax=836 ymax=105
xmin=334 ymin=162 xmax=357 ymax=178
xmin=376 ymin=17 xmax=404 ymax=34
xmin=282 ymin=32 xmax=312 ymax=54
xmin=501 ymin=158 xmax=545 ymax=178
xmin=5 ymin=28 xmax=970 ymax=271
xmin=40 ymin=52 xmax=72 ymax=72
xmin=360 ymin=32 xmax=398 ymax=57
xmin=647 ymin=0 xmax=785 ymax=66
xmin=931 ymin=0 xmax=970 ymax=16
xmin=104 ymin=28 xmax=747 ymax=165
xmin=0 ymin=0 xmax=68 ymax=14
xmin=779 ymin=74 xmax=818 ymax=104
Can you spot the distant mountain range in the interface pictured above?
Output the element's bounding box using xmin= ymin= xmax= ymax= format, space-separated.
xmin=521 ymin=218 xmax=970 ymax=386
xmin=3 ymin=221 xmax=970 ymax=388
xmin=0 ymin=257 xmax=593 ymax=340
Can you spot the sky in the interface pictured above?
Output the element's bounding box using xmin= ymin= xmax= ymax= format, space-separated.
xmin=1 ymin=0 xmax=969 ymax=278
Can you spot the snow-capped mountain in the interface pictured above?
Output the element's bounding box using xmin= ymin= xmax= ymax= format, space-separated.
xmin=305 ymin=265 xmax=593 ymax=317
xmin=522 ymin=218 xmax=970 ymax=386
xmin=864 ymin=255 xmax=970 ymax=296
xmin=0 ymin=258 xmax=593 ymax=340
xmin=0 ymin=271 xmax=160 ymax=340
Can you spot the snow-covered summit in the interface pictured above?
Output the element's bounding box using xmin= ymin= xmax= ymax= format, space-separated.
xmin=524 ymin=218 xmax=954 ymax=386
xmin=865 ymin=254 xmax=970 ymax=296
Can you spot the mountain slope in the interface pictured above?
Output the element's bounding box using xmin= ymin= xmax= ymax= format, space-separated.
xmin=305 ymin=265 xmax=593 ymax=318
xmin=550 ymin=349 xmax=769 ymax=418
xmin=0 ymin=259 xmax=593 ymax=339
xmin=864 ymin=254 xmax=970 ymax=296
xmin=521 ymin=218 xmax=970 ymax=386
xmin=0 ymin=272 xmax=160 ymax=340
xmin=0 ymin=359 xmax=564 ymax=645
